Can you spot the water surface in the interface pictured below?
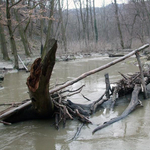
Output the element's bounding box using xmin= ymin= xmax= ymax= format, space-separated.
xmin=0 ymin=56 xmax=150 ymax=150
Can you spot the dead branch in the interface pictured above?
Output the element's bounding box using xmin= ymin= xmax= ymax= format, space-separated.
xmin=81 ymin=94 xmax=91 ymax=101
xmin=60 ymin=85 xmax=85 ymax=94
xmin=136 ymin=52 xmax=148 ymax=98
xmin=69 ymin=123 xmax=84 ymax=141
xmin=49 ymin=44 xmax=149 ymax=94
xmin=0 ymin=120 xmax=11 ymax=125
xmin=90 ymin=92 xmax=106 ymax=114
xmin=92 ymin=84 xmax=142 ymax=134
xmin=0 ymin=101 xmax=32 ymax=121
xmin=75 ymin=109 xmax=91 ymax=123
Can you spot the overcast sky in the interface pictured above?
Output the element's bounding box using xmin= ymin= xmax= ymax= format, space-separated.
xmin=66 ymin=0 xmax=129 ymax=9
xmin=95 ymin=0 xmax=129 ymax=7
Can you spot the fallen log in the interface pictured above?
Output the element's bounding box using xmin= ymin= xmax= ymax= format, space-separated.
xmin=0 ymin=101 xmax=32 ymax=121
xmin=49 ymin=44 xmax=149 ymax=94
xmin=92 ymin=84 xmax=142 ymax=134
xmin=0 ymin=44 xmax=149 ymax=134
xmin=109 ymin=53 xmax=124 ymax=57
xmin=18 ymin=55 xmax=29 ymax=72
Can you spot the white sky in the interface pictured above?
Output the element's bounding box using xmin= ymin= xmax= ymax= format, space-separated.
xmin=66 ymin=0 xmax=129 ymax=9
xmin=96 ymin=0 xmax=129 ymax=7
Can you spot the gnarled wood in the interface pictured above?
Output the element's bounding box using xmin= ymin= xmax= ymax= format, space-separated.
xmin=26 ymin=40 xmax=57 ymax=117
xmin=0 ymin=44 xmax=149 ymax=134
xmin=92 ymin=84 xmax=142 ymax=134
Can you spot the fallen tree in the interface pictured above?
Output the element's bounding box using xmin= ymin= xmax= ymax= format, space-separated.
xmin=0 ymin=41 xmax=149 ymax=136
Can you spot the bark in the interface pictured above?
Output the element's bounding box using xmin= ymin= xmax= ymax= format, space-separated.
xmin=0 ymin=0 xmax=9 ymax=60
xmin=0 ymin=22 xmax=10 ymax=60
xmin=6 ymin=0 xmax=19 ymax=69
xmin=105 ymin=73 xmax=111 ymax=99
xmin=40 ymin=2 xmax=45 ymax=53
xmin=79 ymin=0 xmax=86 ymax=46
xmin=86 ymin=0 xmax=89 ymax=41
xmin=26 ymin=40 xmax=57 ymax=117
xmin=135 ymin=52 xmax=148 ymax=98
xmin=0 ymin=40 xmax=57 ymax=123
xmin=0 ymin=101 xmax=32 ymax=121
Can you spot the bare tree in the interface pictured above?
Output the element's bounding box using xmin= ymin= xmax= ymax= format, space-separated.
xmin=58 ymin=0 xmax=68 ymax=53
xmin=114 ymin=0 xmax=125 ymax=49
xmin=14 ymin=8 xmax=30 ymax=56
xmin=42 ymin=0 xmax=55 ymax=59
xmin=0 ymin=0 xmax=10 ymax=60
xmin=93 ymin=0 xmax=98 ymax=43
xmin=6 ymin=0 xmax=22 ymax=69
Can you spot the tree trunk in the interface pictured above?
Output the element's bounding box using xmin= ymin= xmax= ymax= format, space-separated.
xmin=86 ymin=0 xmax=90 ymax=41
xmin=58 ymin=0 xmax=67 ymax=53
xmin=93 ymin=0 xmax=98 ymax=43
xmin=79 ymin=0 xmax=87 ymax=47
xmin=26 ymin=40 xmax=57 ymax=117
xmin=114 ymin=0 xmax=124 ymax=49
xmin=6 ymin=0 xmax=19 ymax=69
xmin=14 ymin=10 xmax=30 ymax=56
xmin=0 ymin=22 xmax=10 ymax=60
xmin=42 ymin=0 xmax=55 ymax=59
xmin=73 ymin=0 xmax=81 ymax=42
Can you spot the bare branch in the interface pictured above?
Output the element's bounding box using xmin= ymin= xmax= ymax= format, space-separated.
xmin=9 ymin=0 xmax=22 ymax=9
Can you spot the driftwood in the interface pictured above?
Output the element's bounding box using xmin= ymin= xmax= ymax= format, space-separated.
xmin=92 ymin=84 xmax=142 ymax=134
xmin=109 ymin=54 xmax=124 ymax=57
xmin=0 ymin=43 xmax=149 ymax=138
xmin=135 ymin=52 xmax=148 ymax=98
xmin=18 ymin=55 xmax=29 ymax=72
xmin=69 ymin=123 xmax=85 ymax=141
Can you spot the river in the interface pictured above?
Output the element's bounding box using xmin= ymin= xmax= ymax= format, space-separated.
xmin=0 ymin=56 xmax=150 ymax=150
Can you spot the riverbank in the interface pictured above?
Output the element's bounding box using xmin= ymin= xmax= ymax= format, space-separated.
xmin=0 ymin=46 xmax=149 ymax=75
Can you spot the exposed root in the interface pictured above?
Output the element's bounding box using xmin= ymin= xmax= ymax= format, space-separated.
xmin=92 ymin=84 xmax=142 ymax=134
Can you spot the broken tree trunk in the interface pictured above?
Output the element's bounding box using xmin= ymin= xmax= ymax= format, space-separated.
xmin=105 ymin=73 xmax=111 ymax=99
xmin=26 ymin=40 xmax=57 ymax=118
xmin=1 ymin=40 xmax=57 ymax=123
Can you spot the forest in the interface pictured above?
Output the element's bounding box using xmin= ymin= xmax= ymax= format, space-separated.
xmin=1 ymin=1 xmax=150 ymax=147
xmin=0 ymin=0 xmax=150 ymax=68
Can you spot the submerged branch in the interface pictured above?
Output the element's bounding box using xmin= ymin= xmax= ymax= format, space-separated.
xmin=92 ymin=84 xmax=142 ymax=134
xmin=69 ymin=123 xmax=85 ymax=141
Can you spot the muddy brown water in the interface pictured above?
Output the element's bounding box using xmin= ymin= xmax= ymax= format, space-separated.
xmin=0 ymin=56 xmax=150 ymax=150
